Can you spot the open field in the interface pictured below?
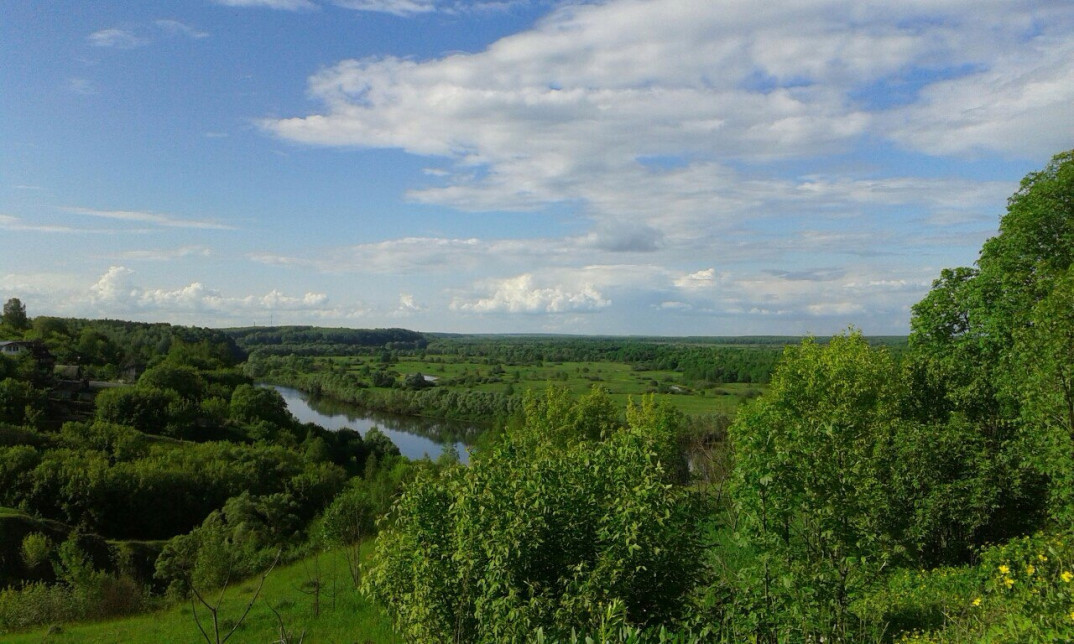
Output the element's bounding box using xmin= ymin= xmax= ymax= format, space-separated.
xmin=313 ymin=354 xmax=766 ymax=417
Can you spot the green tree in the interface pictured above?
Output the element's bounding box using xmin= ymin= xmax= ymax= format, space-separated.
xmin=228 ymin=384 xmax=292 ymax=428
xmin=364 ymin=388 xmax=703 ymax=642
xmin=1006 ymin=269 xmax=1074 ymax=522
xmin=1 ymin=298 xmax=29 ymax=331
xmin=729 ymin=332 xmax=902 ymax=642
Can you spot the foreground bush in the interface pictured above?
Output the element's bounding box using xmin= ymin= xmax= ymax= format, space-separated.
xmin=364 ymin=388 xmax=704 ymax=642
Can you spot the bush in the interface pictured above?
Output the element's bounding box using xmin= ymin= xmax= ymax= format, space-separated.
xmin=364 ymin=389 xmax=704 ymax=641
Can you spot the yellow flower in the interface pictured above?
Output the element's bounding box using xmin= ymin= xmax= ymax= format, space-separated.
xmin=1027 ymin=564 xmax=1036 ymax=576
xmin=1063 ymin=571 xmax=1073 ymax=583
xmin=972 ymin=597 xmax=982 ymax=607
xmin=1004 ymin=577 xmax=1014 ymax=589
xmin=999 ymin=564 xmax=1010 ymax=575
xmin=1070 ymin=611 xmax=1074 ymax=622
xmin=1039 ymin=554 xmax=1048 ymax=562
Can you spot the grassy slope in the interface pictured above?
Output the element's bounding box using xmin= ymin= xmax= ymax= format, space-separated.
xmin=8 ymin=546 xmax=400 ymax=644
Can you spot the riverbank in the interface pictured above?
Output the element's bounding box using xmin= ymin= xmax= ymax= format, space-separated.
xmin=271 ymin=385 xmax=472 ymax=463
xmin=254 ymin=370 xmax=520 ymax=426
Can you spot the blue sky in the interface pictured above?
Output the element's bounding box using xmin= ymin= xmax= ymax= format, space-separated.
xmin=2 ymin=0 xmax=1072 ymax=335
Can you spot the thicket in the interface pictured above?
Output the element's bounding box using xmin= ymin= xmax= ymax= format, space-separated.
xmin=0 ymin=319 xmax=417 ymax=635
xmin=365 ymin=387 xmax=706 ymax=641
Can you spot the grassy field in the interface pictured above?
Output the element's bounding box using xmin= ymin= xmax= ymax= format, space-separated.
xmin=7 ymin=545 xmax=400 ymax=644
xmin=322 ymin=355 xmax=765 ymax=416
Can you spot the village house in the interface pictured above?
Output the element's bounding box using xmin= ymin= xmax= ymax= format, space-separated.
xmin=0 ymin=340 xmax=56 ymax=371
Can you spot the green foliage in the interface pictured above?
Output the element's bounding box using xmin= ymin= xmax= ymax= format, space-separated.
xmin=20 ymin=532 xmax=51 ymax=572
xmin=94 ymin=386 xmax=178 ymax=434
xmin=0 ymin=377 xmax=46 ymax=425
xmin=402 ymin=371 xmax=434 ymax=390
xmin=229 ymin=383 xmax=293 ymax=428
xmin=1006 ymin=270 xmax=1074 ymax=523
xmin=2 ymin=298 xmax=29 ymax=331
xmin=729 ymin=332 xmax=902 ymax=642
xmin=894 ymin=530 xmax=1074 ymax=642
xmin=138 ymin=364 xmax=206 ymax=400
xmin=365 ymin=388 xmax=703 ymax=642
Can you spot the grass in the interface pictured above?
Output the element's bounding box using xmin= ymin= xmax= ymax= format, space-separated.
xmin=7 ymin=545 xmax=400 ymax=644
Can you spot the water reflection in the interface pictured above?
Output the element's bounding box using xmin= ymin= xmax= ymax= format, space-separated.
xmin=273 ymin=386 xmax=473 ymax=464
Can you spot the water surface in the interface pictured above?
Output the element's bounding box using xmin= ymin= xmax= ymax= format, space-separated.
xmin=272 ymin=385 xmax=472 ymax=464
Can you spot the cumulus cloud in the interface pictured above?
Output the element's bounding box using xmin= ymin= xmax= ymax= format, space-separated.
xmin=674 ymin=269 xmax=717 ymax=290
xmin=263 ymin=0 xmax=1071 ymax=235
xmin=88 ymin=28 xmax=149 ymax=49
xmin=665 ymin=264 xmax=935 ymax=327
xmin=390 ymin=293 xmax=426 ymax=317
xmin=89 ymin=266 xmax=331 ymax=317
xmin=243 ymin=0 xmax=1072 ymax=333
xmin=451 ymin=273 xmax=610 ymax=314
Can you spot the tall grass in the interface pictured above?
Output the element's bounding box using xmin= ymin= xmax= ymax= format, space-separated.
xmin=5 ymin=545 xmax=400 ymax=644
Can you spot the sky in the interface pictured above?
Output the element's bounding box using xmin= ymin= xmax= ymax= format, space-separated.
xmin=2 ymin=0 xmax=1073 ymax=336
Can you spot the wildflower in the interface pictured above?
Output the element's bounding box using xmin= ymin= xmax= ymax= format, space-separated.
xmin=972 ymin=597 xmax=982 ymax=607
xmin=1004 ymin=577 xmax=1014 ymax=589
xmin=1039 ymin=554 xmax=1048 ymax=562
xmin=998 ymin=564 xmax=1010 ymax=575
xmin=1027 ymin=564 xmax=1036 ymax=576
xmin=1062 ymin=571 xmax=1073 ymax=583
xmin=1070 ymin=611 xmax=1074 ymax=622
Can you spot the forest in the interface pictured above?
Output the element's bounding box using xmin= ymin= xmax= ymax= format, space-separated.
xmin=0 ymin=149 xmax=1072 ymax=642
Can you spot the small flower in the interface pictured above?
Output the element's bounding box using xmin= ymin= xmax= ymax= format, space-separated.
xmin=1039 ymin=554 xmax=1048 ymax=562
xmin=972 ymin=597 xmax=982 ymax=607
xmin=1027 ymin=564 xmax=1036 ymax=576
xmin=1004 ymin=577 xmax=1014 ymax=589
xmin=1063 ymin=571 xmax=1073 ymax=583
xmin=999 ymin=564 xmax=1010 ymax=575
xmin=1070 ymin=610 xmax=1074 ymax=622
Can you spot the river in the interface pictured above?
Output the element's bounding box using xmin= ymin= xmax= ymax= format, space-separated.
xmin=271 ymin=385 xmax=473 ymax=464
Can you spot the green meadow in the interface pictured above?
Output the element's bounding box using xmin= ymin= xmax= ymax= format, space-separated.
xmin=9 ymin=545 xmax=398 ymax=644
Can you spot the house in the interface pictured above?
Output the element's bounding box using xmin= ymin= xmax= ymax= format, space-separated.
xmin=0 ymin=340 xmax=56 ymax=371
xmin=0 ymin=340 xmax=29 ymax=356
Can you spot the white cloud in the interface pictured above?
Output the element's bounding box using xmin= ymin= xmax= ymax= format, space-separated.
xmin=116 ymin=246 xmax=213 ymax=261
xmin=89 ymin=266 xmax=332 ymax=317
xmin=0 ymin=214 xmax=128 ymax=234
xmin=674 ymin=269 xmax=717 ymax=290
xmin=155 ymin=20 xmax=209 ymax=39
xmin=63 ymin=207 xmax=235 ymax=231
xmin=213 ymin=0 xmax=318 ymax=9
xmin=87 ymin=29 xmax=149 ymax=49
xmin=263 ymin=0 xmax=1073 ymax=231
xmin=451 ymin=273 xmax=610 ymax=314
xmin=390 ymin=293 xmax=426 ymax=317
xmin=331 ymin=0 xmax=437 ymax=16
xmin=68 ymin=78 xmax=98 ymax=95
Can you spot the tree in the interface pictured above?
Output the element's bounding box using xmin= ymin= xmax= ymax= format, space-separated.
xmin=228 ymin=384 xmax=293 ymax=428
xmin=907 ymin=149 xmax=1074 ymax=529
xmin=910 ymin=149 xmax=1074 ymax=424
xmin=2 ymin=298 xmax=28 ymax=331
xmin=1006 ymin=269 xmax=1074 ymax=522
xmin=730 ymin=332 xmax=903 ymax=642
xmin=364 ymin=388 xmax=703 ymax=641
